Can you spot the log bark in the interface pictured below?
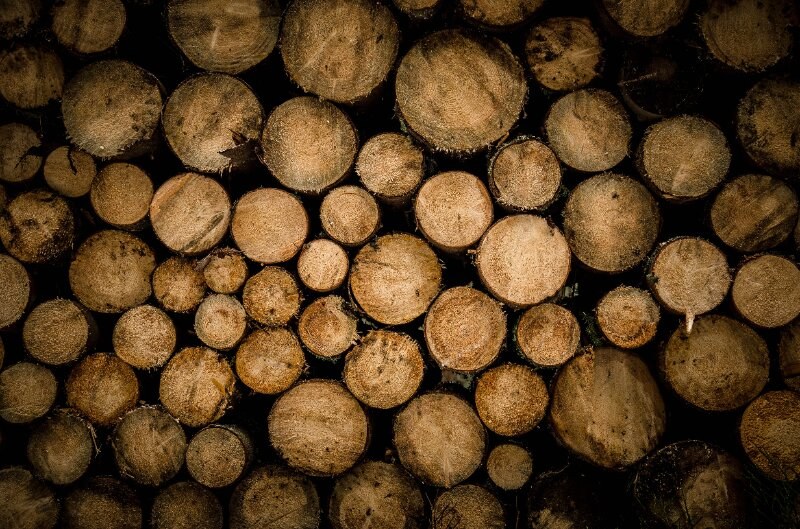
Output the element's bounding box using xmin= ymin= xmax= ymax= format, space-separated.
xmin=66 ymin=352 xmax=139 ymax=426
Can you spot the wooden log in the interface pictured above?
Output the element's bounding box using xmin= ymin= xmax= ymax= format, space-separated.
xmin=636 ymin=115 xmax=731 ymax=202
xmin=91 ymin=162 xmax=153 ymax=230
xmin=431 ymin=484 xmax=504 ymax=529
xmin=320 ymin=186 xmax=380 ymax=247
xmin=488 ymin=137 xmax=561 ymax=212
xmin=23 ymin=298 xmax=97 ymax=366
xmin=152 ymin=256 xmax=207 ymax=313
xmin=51 ymin=0 xmax=127 ymax=54
xmin=194 ymin=294 xmax=247 ymax=350
xmin=414 ymin=171 xmax=493 ymax=252
xmin=355 ymin=132 xmax=425 ymax=206
xmin=112 ymin=406 xmax=187 ymax=486
xmin=0 ymin=122 xmax=41 ymax=183
xmin=0 ymin=0 xmax=40 ymax=39
xmin=0 ymin=467 xmax=58 ymax=529
xmin=459 ymin=0 xmax=542 ymax=28
xmin=595 ymin=285 xmax=659 ymax=349
xmin=113 ymin=304 xmax=176 ymax=369
xmin=349 ymin=233 xmax=442 ymax=325
xmin=740 ymin=390 xmax=800 ymax=481
xmin=43 ymin=146 xmax=96 ymax=198
xmin=297 ymin=295 xmax=358 ymax=359
xmin=486 ymin=443 xmax=533 ymax=491
xmin=62 ymin=60 xmax=162 ymax=159
xmin=527 ymin=468 xmax=618 ymax=528
xmin=269 ymin=380 xmax=368 ymax=476
xmin=710 ymin=173 xmax=798 ymax=253
xmin=732 ymin=254 xmax=800 ymax=328
xmin=475 ymin=363 xmax=548 ymax=437
xmin=476 ymin=214 xmax=571 ymax=307
xmin=66 ymin=352 xmax=139 ymax=427
xmin=550 ymin=347 xmax=666 ymax=468
xmin=151 ymin=481 xmax=223 ymax=529
xmin=235 ymin=327 xmax=304 ymax=394
xmin=229 ymin=465 xmax=320 ymax=529
xmin=0 ymin=45 xmax=64 ymax=109
xmin=0 ymin=253 xmax=31 ymax=330
xmin=424 ymin=286 xmax=506 ymax=373
xmin=395 ymin=29 xmax=526 ymax=155
xmin=231 ymin=188 xmax=309 ymax=264
xmin=525 ymin=17 xmax=603 ymax=92
xmin=516 ymin=303 xmax=580 ymax=368
xmin=563 ymin=172 xmax=660 ymax=273
xmin=600 ymin=0 xmax=689 ymax=37
xmin=150 ymin=173 xmax=232 ymax=255
xmin=661 ymin=315 xmax=768 ymax=411
xmin=166 ymin=0 xmax=280 ymax=74
xmin=159 ymin=346 xmax=236 ymax=427
xmin=393 ymin=392 xmax=485 ymax=487
xmin=163 ymin=73 xmax=263 ymax=173
xmin=296 ymin=239 xmax=349 ymax=293
xmin=779 ymin=319 xmax=800 ymax=392
xmin=63 ymin=476 xmax=141 ymax=529
xmin=329 ymin=461 xmax=424 ymax=529
xmin=280 ymin=0 xmax=399 ymax=105
xmin=202 ymin=248 xmax=248 ymax=294
xmin=259 ymin=97 xmax=357 ymax=194
xmin=186 ymin=424 xmax=253 ymax=488
xmin=0 ymin=362 xmax=57 ymax=424
xmin=27 ymin=409 xmax=94 ymax=485
xmin=343 ymin=329 xmax=424 ymax=409
xmin=242 ymin=266 xmax=301 ymax=326
xmin=0 ymin=189 xmax=76 ymax=264
xmin=392 ymin=0 xmax=440 ymax=19
xmin=545 ymin=89 xmax=631 ymax=172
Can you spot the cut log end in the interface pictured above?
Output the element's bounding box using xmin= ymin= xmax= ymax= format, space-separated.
xmin=489 ymin=137 xmax=561 ymax=212
xmin=52 ymin=0 xmax=127 ymax=54
xmin=229 ymin=466 xmax=320 ymax=529
xmin=0 ymin=468 xmax=59 ymax=529
xmin=732 ymin=254 xmax=800 ymax=328
xmin=525 ymin=17 xmax=603 ymax=92
xmin=297 ymin=295 xmax=358 ymax=359
xmin=459 ymin=0 xmax=543 ymax=27
xmin=43 ymin=146 xmax=96 ymax=198
xmin=235 ymin=327 xmax=304 ymax=394
xmin=596 ymin=286 xmax=660 ymax=349
xmin=475 ymin=363 xmax=548 ymax=437
xmin=516 ymin=303 xmax=580 ymax=368
xmin=0 ymin=45 xmax=64 ymax=109
xmin=0 ymin=254 xmax=31 ymax=330
xmin=356 ymin=132 xmax=425 ymax=205
xmin=602 ymin=0 xmax=689 ymax=37
xmin=0 ymin=189 xmax=76 ymax=264
xmin=486 ymin=444 xmax=533 ymax=491
xmin=0 ymin=122 xmax=41 ymax=184
xmin=194 ymin=294 xmax=247 ymax=351
xmin=91 ymin=163 xmax=153 ymax=230
xmin=113 ymin=305 xmax=176 ymax=370
xmin=321 ymin=186 xmax=380 ymax=247
xmin=63 ymin=476 xmax=142 ymax=529
xmin=186 ymin=425 xmax=252 ymax=488
xmin=23 ymin=298 xmax=96 ymax=366
xmin=297 ymin=239 xmax=349 ymax=293
xmin=151 ymin=481 xmax=223 ymax=529
xmin=27 ymin=410 xmax=94 ymax=485
xmin=431 ymin=484 xmax=504 ymax=529
xmin=740 ymin=390 xmax=800 ymax=481
xmin=66 ymin=352 xmax=139 ymax=427
xmin=779 ymin=319 xmax=800 ymax=392
xmin=0 ymin=362 xmax=58 ymax=424
xmin=202 ymin=249 xmax=248 ymax=294
xmin=152 ymin=256 xmax=207 ymax=314
xmin=242 ymin=266 xmax=301 ymax=326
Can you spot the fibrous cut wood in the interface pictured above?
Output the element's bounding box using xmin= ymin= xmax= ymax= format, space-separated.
xmin=732 ymin=254 xmax=800 ymax=328
xmin=280 ymin=0 xmax=400 ymax=104
xmin=91 ymin=163 xmax=153 ymax=230
xmin=596 ymin=286 xmax=659 ymax=349
xmin=259 ymin=97 xmax=357 ymax=194
xmin=297 ymin=239 xmax=349 ymax=293
xmin=43 ymin=145 xmax=96 ymax=198
xmin=202 ymin=248 xmax=247 ymax=294
xmin=167 ymin=0 xmax=280 ymax=74
xmin=0 ymin=122 xmax=41 ymax=183
xmin=424 ymin=286 xmax=505 ymax=373
xmin=356 ymin=132 xmax=425 ymax=206
xmin=62 ymin=60 xmax=162 ymax=159
xmin=69 ymin=230 xmax=156 ymax=313
xmin=779 ymin=319 xmax=800 ymax=391
xmin=476 ymin=214 xmax=571 ymax=307
xmin=186 ymin=425 xmax=253 ymax=488
xmin=392 ymin=0 xmax=440 ymax=19
xmin=343 ymin=330 xmax=424 ymax=409
xmin=563 ymin=173 xmax=660 ymax=273
xmin=63 ymin=476 xmax=141 ymax=529
xmin=459 ymin=0 xmax=542 ymax=27
xmin=525 ymin=17 xmax=603 ymax=92
xmin=395 ymin=29 xmax=526 ymax=155
xmin=66 ymin=352 xmax=139 ymax=426
xmin=152 ymin=256 xmax=207 ymax=313
xmin=242 ymin=266 xmax=301 ymax=326
xmin=51 ymin=0 xmax=127 ymax=54
xmin=349 ymin=233 xmax=442 ymax=325
xmin=112 ymin=406 xmax=186 ymax=486
xmin=0 ymin=362 xmax=57 ymax=424
xmin=475 ymin=363 xmax=548 ymax=437
xmin=636 ymin=115 xmax=730 ymax=202
xmin=231 ymin=188 xmax=309 ymax=264
xmin=235 ymin=327 xmax=304 ymax=394
xmin=601 ymin=0 xmax=689 ymax=37
xmin=297 ymin=295 xmax=358 ymax=359
xmin=229 ymin=466 xmax=320 ymax=529
xmin=0 ymin=254 xmax=31 ymax=329
xmin=268 ymin=379 xmax=369 ymax=476
xmin=163 ymin=73 xmax=263 ymax=173
xmin=414 ymin=171 xmax=493 ymax=252
xmin=545 ymin=89 xmax=631 ymax=172
xmin=710 ymin=174 xmax=798 ymax=253
xmin=0 ymin=467 xmax=58 ymax=529
xmin=23 ymin=298 xmax=96 ymax=366
xmin=516 ymin=303 xmax=580 ymax=368
xmin=151 ymin=481 xmax=223 ymax=529
xmin=159 ymin=346 xmax=235 ymax=427
xmin=0 ymin=189 xmax=75 ymax=264
xmin=431 ymin=484 xmax=504 ymax=529
xmin=394 ymin=392 xmax=485 ymax=487
xmin=661 ymin=315 xmax=768 ymax=411
xmin=740 ymin=390 xmax=800 ymax=481
xmin=321 ymin=186 xmax=380 ymax=246
xmin=194 ymin=294 xmax=247 ymax=350
xmin=0 ymin=0 xmax=40 ymax=39
xmin=27 ymin=409 xmax=94 ymax=485
xmin=550 ymin=347 xmax=666 ymax=468
xmin=0 ymin=45 xmax=64 ymax=109
xmin=486 ymin=444 xmax=533 ymax=491
xmin=488 ymin=137 xmax=562 ymax=212
xmin=113 ymin=304 xmax=176 ymax=369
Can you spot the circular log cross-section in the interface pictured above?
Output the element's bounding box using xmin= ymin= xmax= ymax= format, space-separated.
xmin=186 ymin=425 xmax=252 ymax=488
xmin=525 ymin=17 xmax=603 ymax=92
xmin=431 ymin=484 xmax=504 ymax=529
xmin=203 ymin=249 xmax=248 ymax=294
xmin=27 ymin=410 xmax=94 ymax=485
xmin=229 ymin=466 xmax=320 ymax=529
xmin=740 ymin=390 xmax=800 ymax=481
xmin=320 ymin=186 xmax=380 ymax=247
xmin=350 ymin=233 xmax=442 ymax=325
xmin=516 ymin=303 xmax=580 ymax=368
xmin=0 ymin=468 xmax=59 ymax=529
xmin=732 ymin=254 xmax=800 ymax=328
xmin=459 ymin=0 xmax=542 ymax=27
xmin=63 ymin=476 xmax=142 ymax=529
xmin=601 ymin=0 xmax=689 ymax=37
xmin=235 ymin=328 xmax=304 ymax=395
xmin=396 ymin=29 xmax=526 ymax=155
xmin=90 ymin=163 xmax=153 ymax=230
xmin=268 ymin=380 xmax=369 ymax=476
xmin=44 ymin=146 xmax=96 ymax=198
xmin=297 ymin=239 xmax=349 ymax=293
xmin=550 ymin=347 xmax=666 ymax=469
xmin=163 ymin=73 xmax=263 ymax=174
xmin=0 ymin=0 xmax=40 ymax=39
xmin=0 ymin=189 xmax=76 ymax=264
xmin=62 ymin=60 xmax=162 ymax=159
xmin=0 ymin=254 xmax=31 ymax=330
xmin=563 ymin=173 xmax=660 ymax=273
xmin=23 ymin=298 xmax=96 ymax=366
xmin=488 ymin=138 xmax=562 ymax=212
xmin=280 ymin=0 xmax=400 ymax=105
xmin=297 ymin=295 xmax=358 ymax=359
xmin=0 ymin=45 xmax=64 ymax=109
xmin=152 ymin=256 xmax=207 ymax=313
xmin=475 ymin=363 xmax=549 ymax=437
xmin=152 ymin=481 xmax=223 ymax=529
xmin=66 ymin=352 xmax=139 ymax=427
xmin=0 ymin=123 xmax=42 ymax=183
xmin=476 ymin=214 xmax=571 ymax=307
xmin=487 ymin=444 xmax=533 ymax=491
xmin=167 ymin=0 xmax=280 ymax=74
xmin=779 ymin=320 xmax=800 ymax=392
xmin=424 ymin=286 xmax=506 ymax=373
xmin=356 ymin=132 xmax=425 ymax=206
xmin=394 ymin=392 xmax=485 ymax=488
xmin=113 ymin=305 xmax=176 ymax=369
xmin=52 ymin=0 xmax=127 ymax=54
xmin=0 ymin=363 xmax=57 ymax=424
xmin=595 ymin=286 xmax=660 ymax=349
xmin=661 ymin=315 xmax=768 ymax=411
xmin=242 ymin=266 xmax=301 ymax=327
xmin=194 ymin=294 xmax=247 ymax=351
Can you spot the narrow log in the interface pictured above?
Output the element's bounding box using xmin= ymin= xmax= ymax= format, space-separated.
xmin=740 ymin=390 xmax=800 ymax=481
xmin=475 ymin=363 xmax=549 ymax=437
xmin=779 ymin=319 xmax=800 ymax=392
xmin=0 ymin=467 xmax=59 ymax=529
xmin=0 ymin=189 xmax=76 ymax=263
xmin=242 ymin=266 xmax=301 ymax=326
xmin=66 ymin=352 xmax=139 ymax=427
xmin=63 ymin=476 xmax=141 ymax=529
xmin=194 ymin=294 xmax=247 ymax=351
xmin=297 ymin=295 xmax=358 ymax=359
xmin=356 ymin=132 xmax=425 ymax=206
xmin=525 ymin=17 xmax=603 ymax=92
xmin=51 ymin=0 xmax=127 ymax=54
xmin=23 ymin=298 xmax=97 ymax=366
xmin=595 ymin=285 xmax=659 ymax=349
xmin=186 ymin=424 xmax=253 ymax=488
xmin=488 ymin=137 xmax=562 ymax=212
xmin=151 ymin=481 xmax=223 ymax=529
xmin=0 ymin=253 xmax=31 ymax=330
xmin=152 ymin=256 xmax=207 ymax=313
xmin=516 ymin=303 xmax=580 ymax=368
xmin=486 ymin=443 xmax=533 ymax=491
xmin=113 ymin=304 xmax=176 ymax=370
xmin=431 ymin=484 xmax=504 ymax=529
xmin=732 ymin=254 xmax=800 ymax=328
xmin=27 ymin=409 xmax=94 ymax=485
xmin=0 ymin=45 xmax=64 ymax=109
xmin=0 ymin=122 xmax=41 ymax=183
xmin=90 ymin=162 xmax=153 ymax=230
xmin=0 ymin=362 xmax=57 ymax=424
xmin=229 ymin=466 xmax=320 ymax=529
xmin=601 ymin=0 xmax=689 ymax=37
xmin=235 ymin=327 xmax=304 ymax=394
xmin=296 ymin=239 xmax=349 ymax=293
xmin=43 ymin=146 xmax=96 ymax=198
xmin=202 ymin=248 xmax=248 ymax=294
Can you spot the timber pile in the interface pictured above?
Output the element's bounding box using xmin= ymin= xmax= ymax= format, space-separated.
xmin=0 ymin=0 xmax=799 ymax=528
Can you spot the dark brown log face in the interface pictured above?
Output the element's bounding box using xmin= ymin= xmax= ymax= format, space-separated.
xmin=186 ymin=425 xmax=252 ymax=488
xmin=0 ymin=362 xmax=57 ymax=424
xmin=392 ymin=0 xmax=440 ymax=19
xmin=431 ymin=484 xmax=504 ymax=529
xmin=0 ymin=0 xmax=41 ymax=39
xmin=27 ymin=410 xmax=94 ymax=485
xmin=0 ymin=467 xmax=59 ymax=529
xmin=740 ymin=390 xmax=800 ymax=481
xmin=66 ymin=352 xmax=139 ymax=427
xmin=488 ymin=137 xmax=562 ymax=212
xmin=0 ymin=122 xmax=41 ymax=183
xmin=0 ymin=45 xmax=64 ymax=109
xmin=732 ymin=254 xmax=800 ymax=328
xmin=356 ymin=133 xmax=425 ymax=205
xmin=0 ymin=189 xmax=75 ymax=264
xmin=525 ymin=17 xmax=603 ymax=92
xmin=152 ymin=481 xmax=223 ymax=529
xmin=63 ymin=476 xmax=142 ymax=529
xmin=601 ymin=0 xmax=689 ymax=37
xmin=229 ymin=466 xmax=320 ymax=529
xmin=51 ymin=0 xmax=127 ymax=54
xmin=459 ymin=0 xmax=543 ymax=28
xmin=779 ymin=319 xmax=800 ymax=392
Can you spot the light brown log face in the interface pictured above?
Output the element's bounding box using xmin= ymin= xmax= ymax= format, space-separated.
xmin=113 ymin=305 xmax=176 ymax=369
xmin=90 ymin=163 xmax=153 ymax=230
xmin=242 ymin=266 xmax=301 ymax=326
xmin=356 ymin=133 xmax=425 ymax=205
xmin=52 ymin=0 xmax=127 ymax=54
xmin=24 ymin=299 xmax=95 ymax=366
xmin=596 ymin=286 xmax=660 ymax=349
xmin=526 ymin=17 xmax=602 ymax=92
xmin=740 ymin=390 xmax=800 ymax=481
xmin=43 ymin=146 xmax=96 ymax=198
xmin=296 ymin=239 xmax=348 ymax=293
xmin=186 ymin=425 xmax=252 ymax=488
xmin=431 ymin=484 xmax=504 ymax=529
xmin=66 ymin=353 xmax=139 ymax=427
xmin=732 ymin=254 xmax=800 ymax=328
xmin=229 ymin=466 xmax=320 ymax=529
xmin=321 ymin=186 xmax=380 ymax=247
xmin=0 ymin=362 xmax=58 ymax=424
xmin=202 ymin=249 xmax=248 ymax=294
xmin=194 ymin=294 xmax=247 ymax=350
xmin=0 ymin=254 xmax=30 ymax=330
xmin=486 ymin=444 xmax=532 ymax=491
xmin=152 ymin=256 xmax=207 ymax=313
xmin=297 ymin=295 xmax=358 ymax=359
xmin=235 ymin=328 xmax=304 ymax=394
xmin=516 ymin=303 xmax=580 ymax=368
xmin=475 ymin=363 xmax=549 ymax=437
xmin=489 ymin=138 xmax=562 ymax=212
